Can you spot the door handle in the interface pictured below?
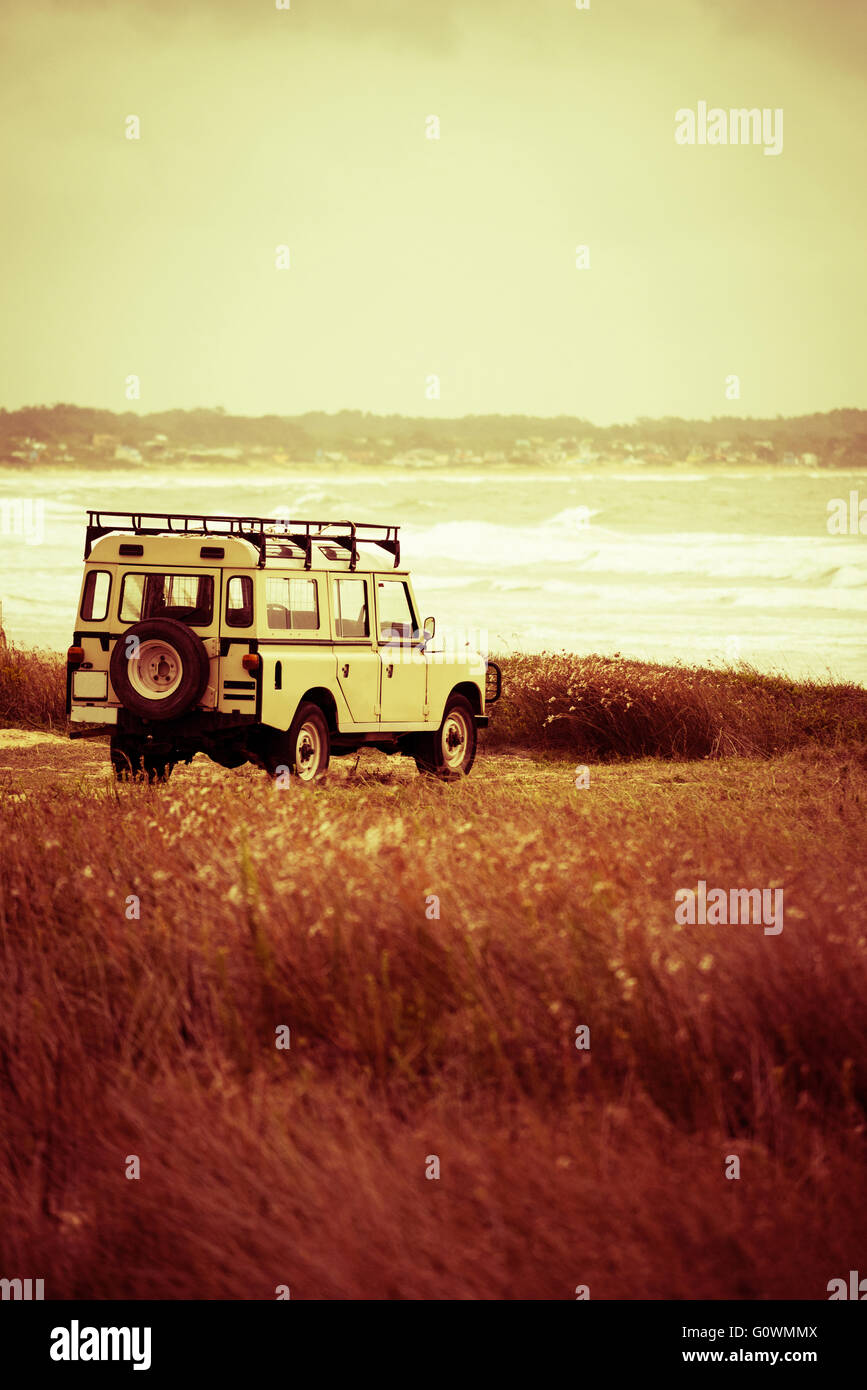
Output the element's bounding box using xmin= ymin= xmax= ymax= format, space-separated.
xmin=386 ymin=664 xmax=394 ymax=678
xmin=342 ymin=663 xmax=350 ymax=678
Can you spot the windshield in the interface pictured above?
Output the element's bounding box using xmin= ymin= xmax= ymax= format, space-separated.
xmin=119 ymin=572 xmax=215 ymax=627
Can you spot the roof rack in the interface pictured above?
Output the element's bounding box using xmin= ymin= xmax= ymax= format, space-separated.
xmin=84 ymin=511 xmax=401 ymax=570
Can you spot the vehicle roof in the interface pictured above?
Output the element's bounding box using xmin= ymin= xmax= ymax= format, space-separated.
xmin=86 ymin=531 xmax=406 ymax=573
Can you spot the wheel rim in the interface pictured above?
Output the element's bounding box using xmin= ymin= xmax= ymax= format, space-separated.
xmin=127 ymin=639 xmax=183 ymax=699
xmin=295 ymin=720 xmax=323 ymax=781
xmin=441 ymin=709 xmax=469 ymax=771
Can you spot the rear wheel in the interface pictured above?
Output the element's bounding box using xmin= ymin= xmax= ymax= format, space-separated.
xmin=264 ymin=702 xmax=330 ymax=785
xmin=207 ymin=746 xmax=249 ymax=770
xmin=110 ymin=734 xmax=175 ymax=784
xmin=414 ymin=694 xmax=477 ymax=781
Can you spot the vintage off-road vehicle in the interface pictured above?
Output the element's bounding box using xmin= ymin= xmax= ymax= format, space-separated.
xmin=66 ymin=511 xmax=501 ymax=783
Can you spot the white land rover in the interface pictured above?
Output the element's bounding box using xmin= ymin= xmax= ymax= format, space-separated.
xmin=66 ymin=511 xmax=501 ymax=783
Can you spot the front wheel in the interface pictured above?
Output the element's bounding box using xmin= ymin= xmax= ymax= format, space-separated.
xmin=264 ymin=702 xmax=330 ymax=785
xmin=414 ymin=694 xmax=477 ymax=781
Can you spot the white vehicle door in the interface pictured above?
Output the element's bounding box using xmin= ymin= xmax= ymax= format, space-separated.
xmin=331 ymin=575 xmax=380 ymax=723
xmin=374 ymin=576 xmax=428 ymax=724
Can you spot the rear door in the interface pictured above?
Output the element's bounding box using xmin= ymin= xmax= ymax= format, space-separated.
xmin=330 ymin=575 xmax=379 ymax=723
xmin=71 ymin=565 xmax=117 ymax=716
xmin=116 ymin=567 xmax=222 ymax=708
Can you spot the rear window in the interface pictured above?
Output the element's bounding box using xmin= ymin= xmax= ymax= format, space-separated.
xmin=80 ymin=570 xmax=111 ymax=622
xmin=225 ymin=575 xmax=254 ymax=628
xmin=119 ymin=572 xmax=214 ymax=627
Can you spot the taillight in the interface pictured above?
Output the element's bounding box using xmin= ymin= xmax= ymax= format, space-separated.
xmin=67 ymin=645 xmax=85 ymax=667
xmin=242 ymin=653 xmax=261 ymax=674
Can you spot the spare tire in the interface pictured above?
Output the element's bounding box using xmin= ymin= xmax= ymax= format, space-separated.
xmin=110 ymin=618 xmax=210 ymax=721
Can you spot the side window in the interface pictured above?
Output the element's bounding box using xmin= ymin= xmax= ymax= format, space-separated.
xmin=226 ymin=575 xmax=254 ymax=628
xmin=265 ymin=576 xmax=320 ymax=631
xmin=333 ymin=578 xmax=369 ymax=639
xmin=81 ymin=570 xmax=111 ymax=622
xmin=376 ymin=580 xmax=416 ymax=644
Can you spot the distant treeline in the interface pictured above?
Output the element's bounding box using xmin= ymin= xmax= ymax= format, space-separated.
xmin=2 ymin=403 xmax=867 ymax=462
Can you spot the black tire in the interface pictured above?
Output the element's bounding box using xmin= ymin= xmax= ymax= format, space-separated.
xmin=110 ymin=734 xmax=174 ymax=784
xmin=142 ymin=758 xmax=174 ymax=784
xmin=207 ymin=748 xmax=249 ymax=770
xmin=263 ymin=702 xmax=330 ymax=784
xmin=109 ymin=618 xmax=210 ymax=722
xmin=414 ymin=693 xmax=477 ymax=781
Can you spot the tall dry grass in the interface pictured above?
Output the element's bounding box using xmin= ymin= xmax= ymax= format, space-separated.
xmin=0 ymin=642 xmax=66 ymax=731
xmin=0 ymin=747 xmax=865 ymax=1298
xmin=2 ymin=642 xmax=866 ymax=760
xmin=489 ymin=652 xmax=867 ymax=758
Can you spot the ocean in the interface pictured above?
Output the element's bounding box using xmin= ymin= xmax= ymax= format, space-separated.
xmin=1 ymin=463 xmax=865 ymax=685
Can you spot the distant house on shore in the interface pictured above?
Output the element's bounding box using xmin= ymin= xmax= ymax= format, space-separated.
xmin=189 ymin=447 xmax=242 ymax=461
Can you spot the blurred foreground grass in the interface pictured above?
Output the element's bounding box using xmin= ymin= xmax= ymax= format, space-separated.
xmin=0 ymin=733 xmax=865 ymax=1298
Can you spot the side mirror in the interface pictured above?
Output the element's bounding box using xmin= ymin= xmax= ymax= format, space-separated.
xmin=423 ymin=616 xmax=435 ymax=639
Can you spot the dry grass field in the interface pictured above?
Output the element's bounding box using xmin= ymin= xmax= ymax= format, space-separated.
xmin=0 ymin=646 xmax=865 ymax=1299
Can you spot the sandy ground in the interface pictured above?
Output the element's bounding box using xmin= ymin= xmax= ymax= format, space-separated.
xmin=0 ymin=725 xmax=726 ymax=801
xmin=0 ymin=728 xmax=538 ymax=793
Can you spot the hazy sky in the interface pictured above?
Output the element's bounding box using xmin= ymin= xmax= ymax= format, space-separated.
xmin=0 ymin=0 xmax=864 ymax=424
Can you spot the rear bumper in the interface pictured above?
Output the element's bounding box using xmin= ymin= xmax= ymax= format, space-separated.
xmin=116 ymin=708 xmax=257 ymax=738
xmin=474 ymin=714 xmax=489 ymax=728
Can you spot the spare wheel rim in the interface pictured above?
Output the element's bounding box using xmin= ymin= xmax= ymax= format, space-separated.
xmin=127 ymin=639 xmax=184 ymax=700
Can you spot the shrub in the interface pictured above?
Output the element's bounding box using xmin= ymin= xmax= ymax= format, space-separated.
xmin=487 ymin=652 xmax=867 ymax=759
xmin=0 ymin=642 xmax=66 ymax=731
